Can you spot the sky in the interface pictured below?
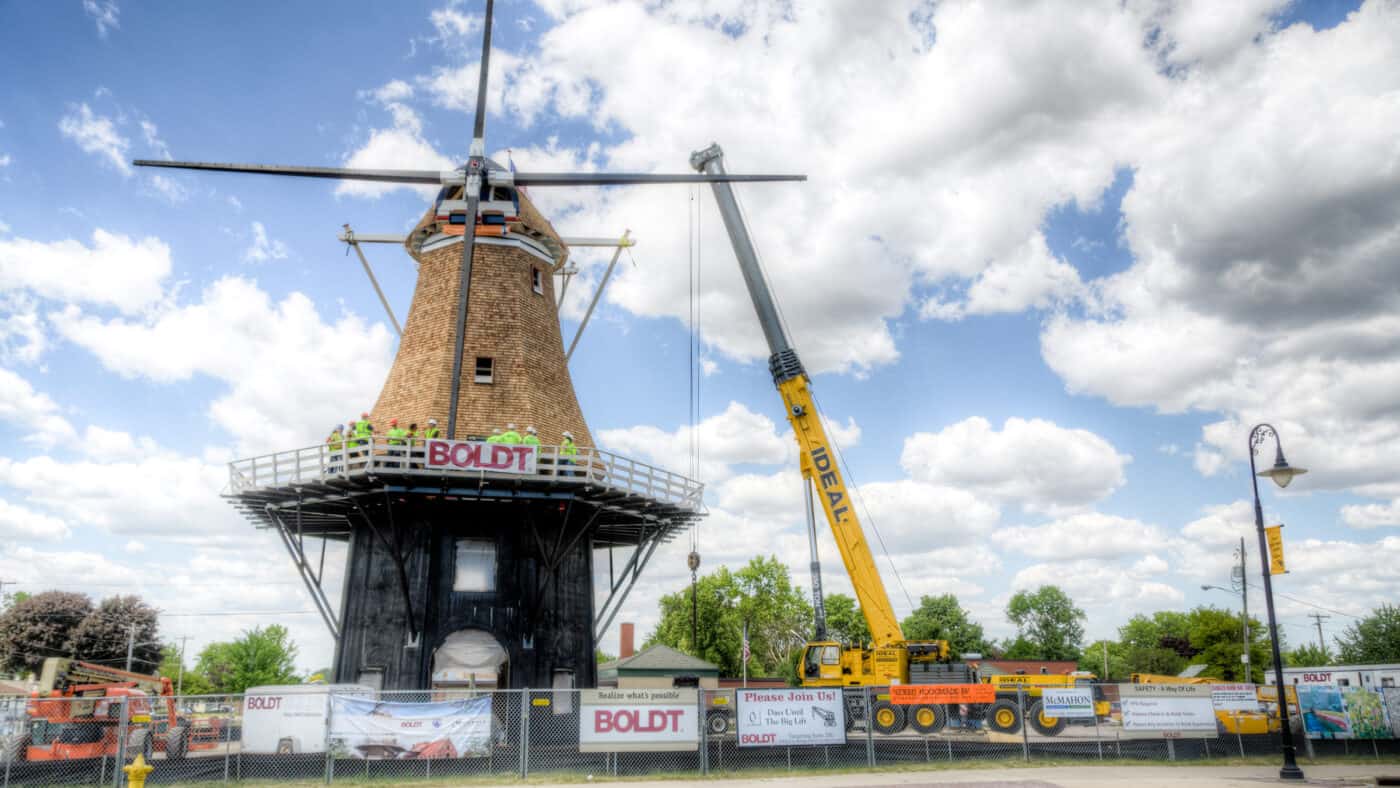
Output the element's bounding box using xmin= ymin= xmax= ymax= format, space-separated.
xmin=1 ymin=0 xmax=1398 ymax=676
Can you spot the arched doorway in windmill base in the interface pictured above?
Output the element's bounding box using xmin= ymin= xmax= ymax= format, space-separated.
xmin=432 ymin=629 xmax=508 ymax=691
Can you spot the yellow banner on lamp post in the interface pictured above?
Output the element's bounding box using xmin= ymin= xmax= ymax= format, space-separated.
xmin=1265 ymin=524 xmax=1287 ymax=574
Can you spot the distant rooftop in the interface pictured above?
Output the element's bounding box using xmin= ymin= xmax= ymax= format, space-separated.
xmin=599 ymin=644 xmax=720 ymax=678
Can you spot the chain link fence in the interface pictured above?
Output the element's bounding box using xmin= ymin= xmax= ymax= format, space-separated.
xmin=0 ymin=685 xmax=1395 ymax=785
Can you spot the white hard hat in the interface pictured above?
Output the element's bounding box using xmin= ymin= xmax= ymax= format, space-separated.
xmin=562 ymin=430 xmax=573 ymax=439
xmin=507 ymin=423 xmax=517 ymax=430
xmin=492 ymin=428 xmax=502 ymax=434
xmin=428 ymin=418 xmax=438 ymax=426
xmin=526 ymin=426 xmax=537 ymax=434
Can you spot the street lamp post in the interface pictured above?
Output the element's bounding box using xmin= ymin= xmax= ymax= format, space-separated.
xmin=1248 ymin=423 xmax=1307 ymax=781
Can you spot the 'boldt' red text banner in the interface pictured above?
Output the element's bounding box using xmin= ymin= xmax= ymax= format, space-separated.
xmin=426 ymin=440 xmax=537 ymax=474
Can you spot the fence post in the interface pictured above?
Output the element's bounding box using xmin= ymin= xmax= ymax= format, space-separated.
xmin=1019 ymin=687 xmax=1029 ymax=762
xmin=698 ymin=688 xmax=708 ymax=776
xmin=519 ymin=690 xmax=530 ymax=778
xmin=864 ymin=687 xmax=875 ymax=768
xmin=1093 ymin=702 xmax=1103 ymax=761
xmin=1235 ymin=712 xmax=1244 ymax=758
xmin=1167 ymin=738 xmax=1176 ymax=761
xmin=324 ymin=691 xmax=335 ymax=785
xmin=114 ymin=696 xmax=129 ymax=788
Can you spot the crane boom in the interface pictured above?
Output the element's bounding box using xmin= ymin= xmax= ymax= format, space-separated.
xmin=690 ymin=143 xmax=904 ymax=648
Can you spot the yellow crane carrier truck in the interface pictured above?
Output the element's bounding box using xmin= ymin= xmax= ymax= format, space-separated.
xmin=694 ymin=145 xmax=978 ymax=736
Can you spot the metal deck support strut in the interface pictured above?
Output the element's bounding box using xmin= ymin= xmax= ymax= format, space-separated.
xmin=566 ymin=230 xmax=632 ymax=362
xmin=594 ymin=529 xmax=664 ymax=639
xmin=268 ymin=506 xmax=340 ymax=639
xmin=351 ymin=496 xmax=419 ymax=641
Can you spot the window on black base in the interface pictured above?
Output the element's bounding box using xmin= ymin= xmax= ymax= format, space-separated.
xmin=453 ymin=538 xmax=497 ymax=592
xmin=474 ymin=357 xmax=493 ymax=384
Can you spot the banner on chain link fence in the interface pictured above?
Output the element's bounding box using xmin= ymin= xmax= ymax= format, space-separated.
xmin=889 ymin=684 xmax=995 ymax=704
xmin=1042 ymin=688 xmax=1096 ymax=719
xmin=735 ymin=688 xmax=844 ymax=746
xmin=1210 ymin=683 xmax=1261 ymax=712
xmin=578 ymin=688 xmax=698 ymax=752
xmin=327 ymin=695 xmax=493 ymax=759
xmin=1341 ymin=687 xmax=1391 ymax=740
xmin=1118 ymin=683 xmax=1217 ymax=738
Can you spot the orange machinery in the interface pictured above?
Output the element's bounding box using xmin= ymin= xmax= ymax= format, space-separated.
xmin=22 ymin=659 xmax=176 ymax=761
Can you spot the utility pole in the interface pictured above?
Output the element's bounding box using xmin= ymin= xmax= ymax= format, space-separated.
xmin=0 ymin=579 xmax=15 ymax=608
xmin=1102 ymin=641 xmax=1109 ymax=680
xmin=1237 ymin=538 xmax=1250 ymax=680
xmin=175 ymin=635 xmax=191 ymax=695
xmin=125 ymin=623 xmax=136 ymax=672
xmin=1308 ymin=613 xmax=1330 ymax=658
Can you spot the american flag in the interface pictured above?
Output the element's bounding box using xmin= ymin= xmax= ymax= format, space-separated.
xmin=741 ymin=621 xmax=750 ymax=663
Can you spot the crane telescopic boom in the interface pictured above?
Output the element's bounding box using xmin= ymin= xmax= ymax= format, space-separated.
xmin=689 ymin=143 xmax=904 ymax=649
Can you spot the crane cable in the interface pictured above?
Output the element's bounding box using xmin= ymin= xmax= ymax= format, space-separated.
xmin=728 ymin=184 xmax=917 ymax=614
xmin=687 ymin=186 xmax=700 ymax=557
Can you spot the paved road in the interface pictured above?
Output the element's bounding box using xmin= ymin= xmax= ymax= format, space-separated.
xmin=563 ymin=764 xmax=1397 ymax=787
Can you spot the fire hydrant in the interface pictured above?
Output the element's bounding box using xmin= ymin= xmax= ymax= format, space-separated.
xmin=122 ymin=753 xmax=153 ymax=788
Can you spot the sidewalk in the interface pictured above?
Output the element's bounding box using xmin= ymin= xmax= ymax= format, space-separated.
xmin=551 ymin=764 xmax=1398 ymax=787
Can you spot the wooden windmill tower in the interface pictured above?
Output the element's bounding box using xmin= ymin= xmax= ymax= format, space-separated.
xmin=140 ymin=1 xmax=802 ymax=690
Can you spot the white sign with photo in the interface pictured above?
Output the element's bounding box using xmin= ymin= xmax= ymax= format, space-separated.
xmin=1210 ymin=683 xmax=1261 ymax=712
xmin=578 ymin=689 xmax=698 ymax=752
xmin=328 ymin=695 xmax=494 ymax=759
xmin=736 ymin=689 xmax=845 ymax=747
xmin=1041 ymin=688 xmax=1096 ymax=719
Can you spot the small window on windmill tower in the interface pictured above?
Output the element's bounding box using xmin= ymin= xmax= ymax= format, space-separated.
xmin=474 ymin=357 xmax=493 ymax=384
xmin=531 ymin=267 xmax=544 ymax=295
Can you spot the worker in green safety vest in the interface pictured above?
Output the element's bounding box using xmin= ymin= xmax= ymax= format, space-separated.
xmin=486 ymin=428 xmax=503 ymax=443
xmin=386 ymin=418 xmax=408 ymax=467
xmin=424 ymin=418 xmax=441 ymax=440
xmin=522 ymin=426 xmax=541 ymax=446
xmin=560 ymin=430 xmax=579 ymax=476
xmin=350 ymin=413 xmax=373 ymax=467
xmin=326 ymin=424 xmax=345 ymax=473
xmin=501 ymin=423 xmax=523 ymax=444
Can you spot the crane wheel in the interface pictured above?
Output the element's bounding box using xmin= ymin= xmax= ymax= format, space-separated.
xmin=871 ymin=702 xmax=906 ymax=735
xmin=909 ymin=704 xmax=947 ymax=734
xmin=706 ymin=711 xmax=730 ymax=735
xmin=985 ymin=699 xmax=1022 ymax=734
xmin=1026 ymin=701 xmax=1066 ymax=736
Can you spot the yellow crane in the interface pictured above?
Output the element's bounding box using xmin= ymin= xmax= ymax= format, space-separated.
xmin=694 ymin=144 xmax=971 ymax=736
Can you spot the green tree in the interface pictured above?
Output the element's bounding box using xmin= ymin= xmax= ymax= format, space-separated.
xmin=159 ymin=643 xmax=214 ymax=695
xmin=0 ymin=591 xmax=93 ymax=674
xmin=649 ymin=556 xmax=812 ymax=679
xmin=1115 ymin=612 xmax=1190 ymax=677
xmin=1080 ymin=639 xmax=1139 ymax=680
xmin=67 ymin=595 xmax=162 ymax=671
xmin=1005 ymin=586 xmax=1085 ymax=660
xmin=1185 ymin=606 xmax=1269 ymax=683
xmin=1286 ymin=643 xmax=1331 ymax=667
xmin=822 ymin=593 xmax=870 ymax=646
xmin=1335 ymin=604 xmax=1400 ymax=663
xmin=195 ymin=625 xmax=300 ymax=693
xmin=901 ymin=594 xmax=988 ymax=658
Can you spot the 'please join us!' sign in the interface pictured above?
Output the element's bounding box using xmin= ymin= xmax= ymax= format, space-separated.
xmin=425 ymin=439 xmax=538 ymax=474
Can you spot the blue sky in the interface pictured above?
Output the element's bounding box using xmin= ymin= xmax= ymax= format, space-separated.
xmin=2 ymin=0 xmax=1397 ymax=673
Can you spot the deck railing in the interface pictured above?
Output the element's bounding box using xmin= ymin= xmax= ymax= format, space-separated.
xmin=227 ymin=436 xmax=704 ymax=511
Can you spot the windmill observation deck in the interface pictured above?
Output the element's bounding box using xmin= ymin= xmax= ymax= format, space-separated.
xmin=225 ymin=437 xmax=704 ymax=545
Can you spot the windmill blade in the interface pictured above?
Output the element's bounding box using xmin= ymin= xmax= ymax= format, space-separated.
xmin=134 ymin=160 xmax=447 ymax=184
xmin=513 ymin=172 xmax=806 ymax=186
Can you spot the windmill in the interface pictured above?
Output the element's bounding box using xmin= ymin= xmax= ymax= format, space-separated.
xmin=161 ymin=0 xmax=806 ymax=692
xmin=135 ymin=0 xmax=802 ymax=443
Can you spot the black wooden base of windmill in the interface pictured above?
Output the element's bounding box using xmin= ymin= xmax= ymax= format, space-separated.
xmin=226 ymin=448 xmax=702 ymax=691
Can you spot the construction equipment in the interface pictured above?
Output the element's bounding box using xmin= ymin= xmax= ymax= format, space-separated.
xmin=1130 ymin=672 xmax=1282 ymax=734
xmin=20 ymin=658 xmax=175 ymax=762
xmin=982 ymin=672 xmax=1111 ymax=736
xmin=694 ymin=143 xmax=974 ymax=736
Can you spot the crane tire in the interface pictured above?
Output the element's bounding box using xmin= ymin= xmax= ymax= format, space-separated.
xmin=985 ymin=699 xmax=1022 ymax=734
xmin=909 ymin=704 xmax=947 ymax=734
xmin=871 ymin=702 xmax=906 ymax=735
xmin=1027 ymin=701 xmax=1066 ymax=736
